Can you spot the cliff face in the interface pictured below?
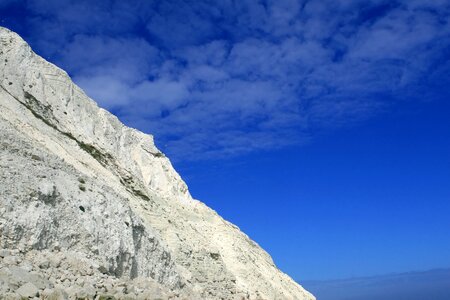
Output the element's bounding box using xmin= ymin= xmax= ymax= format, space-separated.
xmin=0 ymin=27 xmax=314 ymax=299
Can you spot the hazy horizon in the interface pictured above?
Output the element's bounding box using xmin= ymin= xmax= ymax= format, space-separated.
xmin=302 ymin=268 xmax=450 ymax=300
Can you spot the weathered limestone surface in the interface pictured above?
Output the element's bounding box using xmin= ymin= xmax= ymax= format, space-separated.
xmin=0 ymin=27 xmax=315 ymax=299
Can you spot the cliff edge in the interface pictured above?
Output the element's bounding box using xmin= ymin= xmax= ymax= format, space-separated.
xmin=0 ymin=27 xmax=314 ymax=300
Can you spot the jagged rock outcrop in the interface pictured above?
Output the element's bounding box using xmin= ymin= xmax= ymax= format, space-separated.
xmin=0 ymin=27 xmax=315 ymax=299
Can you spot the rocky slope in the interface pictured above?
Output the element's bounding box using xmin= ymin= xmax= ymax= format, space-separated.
xmin=0 ymin=26 xmax=315 ymax=300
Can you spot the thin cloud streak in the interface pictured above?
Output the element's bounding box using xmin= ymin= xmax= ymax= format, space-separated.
xmin=303 ymin=268 xmax=450 ymax=300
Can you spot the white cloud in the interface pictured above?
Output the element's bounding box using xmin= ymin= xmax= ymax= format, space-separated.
xmin=132 ymin=80 xmax=189 ymax=111
xmin=12 ymin=0 xmax=450 ymax=160
xmin=74 ymin=75 xmax=131 ymax=108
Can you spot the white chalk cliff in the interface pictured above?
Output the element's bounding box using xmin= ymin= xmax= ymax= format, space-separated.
xmin=0 ymin=27 xmax=314 ymax=299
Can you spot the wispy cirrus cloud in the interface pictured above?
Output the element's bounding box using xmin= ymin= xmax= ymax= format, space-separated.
xmin=1 ymin=0 xmax=449 ymax=160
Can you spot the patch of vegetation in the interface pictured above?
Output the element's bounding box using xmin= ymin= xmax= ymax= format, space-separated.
xmin=79 ymin=185 xmax=86 ymax=192
xmin=97 ymin=295 xmax=115 ymax=300
xmin=210 ymin=253 xmax=220 ymax=260
xmin=120 ymin=176 xmax=151 ymax=201
xmin=31 ymin=154 xmax=42 ymax=161
xmin=20 ymin=93 xmax=58 ymax=131
xmin=24 ymin=91 xmax=57 ymax=124
xmin=153 ymin=151 xmax=165 ymax=158
xmin=77 ymin=141 xmax=113 ymax=166
xmin=130 ymin=188 xmax=150 ymax=201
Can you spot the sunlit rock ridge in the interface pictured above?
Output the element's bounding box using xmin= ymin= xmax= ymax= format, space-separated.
xmin=0 ymin=27 xmax=314 ymax=299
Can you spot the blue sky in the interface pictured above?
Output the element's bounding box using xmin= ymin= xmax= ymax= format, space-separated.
xmin=1 ymin=0 xmax=450 ymax=293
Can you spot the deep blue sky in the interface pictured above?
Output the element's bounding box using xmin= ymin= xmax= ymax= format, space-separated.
xmin=1 ymin=0 xmax=449 ymax=290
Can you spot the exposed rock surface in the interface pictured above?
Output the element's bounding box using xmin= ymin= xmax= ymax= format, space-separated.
xmin=0 ymin=26 xmax=314 ymax=299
